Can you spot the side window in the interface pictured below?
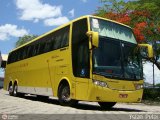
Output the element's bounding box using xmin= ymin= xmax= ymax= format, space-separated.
xmin=22 ymin=46 xmax=28 ymax=59
xmin=50 ymin=36 xmax=55 ymax=50
xmin=12 ymin=52 xmax=17 ymax=63
xmin=7 ymin=53 xmax=13 ymax=64
xmin=54 ymin=33 xmax=61 ymax=49
xmin=72 ymin=18 xmax=90 ymax=78
xmin=27 ymin=45 xmax=34 ymax=58
xmin=43 ymin=35 xmax=52 ymax=53
xmin=7 ymin=26 xmax=70 ymax=64
xmin=61 ymin=26 xmax=69 ymax=47
xmin=39 ymin=41 xmax=45 ymax=54
xmin=53 ymin=26 xmax=69 ymax=50
xmin=8 ymin=52 xmax=16 ymax=64
xmin=17 ymin=49 xmax=21 ymax=61
xmin=32 ymin=44 xmax=39 ymax=56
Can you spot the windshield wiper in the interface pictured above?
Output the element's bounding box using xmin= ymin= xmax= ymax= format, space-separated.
xmin=93 ymin=72 xmax=113 ymax=78
xmin=93 ymin=71 xmax=122 ymax=79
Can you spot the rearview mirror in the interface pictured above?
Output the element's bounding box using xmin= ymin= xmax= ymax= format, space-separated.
xmin=86 ymin=31 xmax=99 ymax=48
xmin=138 ymin=44 xmax=154 ymax=58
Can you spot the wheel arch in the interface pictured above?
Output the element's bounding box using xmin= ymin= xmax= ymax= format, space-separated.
xmin=57 ymin=77 xmax=71 ymax=97
xmin=13 ymin=79 xmax=18 ymax=86
xmin=8 ymin=81 xmax=13 ymax=91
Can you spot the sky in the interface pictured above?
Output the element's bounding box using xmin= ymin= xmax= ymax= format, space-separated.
xmin=143 ymin=62 xmax=160 ymax=84
xmin=0 ymin=0 xmax=160 ymax=84
xmin=0 ymin=0 xmax=101 ymax=54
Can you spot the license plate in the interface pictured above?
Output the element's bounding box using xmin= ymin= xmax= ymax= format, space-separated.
xmin=119 ymin=94 xmax=128 ymax=98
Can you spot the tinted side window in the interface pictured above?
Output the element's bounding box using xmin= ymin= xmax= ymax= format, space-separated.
xmin=7 ymin=26 xmax=70 ymax=64
xmin=54 ymin=33 xmax=61 ymax=49
xmin=72 ymin=18 xmax=89 ymax=78
xmin=60 ymin=26 xmax=69 ymax=47
xmin=22 ymin=46 xmax=28 ymax=59
xmin=7 ymin=53 xmax=12 ymax=64
xmin=53 ymin=26 xmax=69 ymax=50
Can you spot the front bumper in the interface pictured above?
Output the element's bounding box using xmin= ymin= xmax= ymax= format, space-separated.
xmin=87 ymin=85 xmax=143 ymax=102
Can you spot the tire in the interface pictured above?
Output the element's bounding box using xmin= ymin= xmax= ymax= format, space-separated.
xmin=8 ymin=84 xmax=13 ymax=96
xmin=13 ymin=84 xmax=18 ymax=97
xmin=13 ymin=84 xmax=24 ymax=97
xmin=58 ymin=83 xmax=78 ymax=106
xmin=98 ymin=102 xmax=116 ymax=110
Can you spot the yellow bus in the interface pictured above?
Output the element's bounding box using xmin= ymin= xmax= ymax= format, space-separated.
xmin=3 ymin=15 xmax=153 ymax=109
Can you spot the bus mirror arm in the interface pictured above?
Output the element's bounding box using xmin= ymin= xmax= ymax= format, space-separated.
xmin=138 ymin=44 xmax=154 ymax=58
xmin=86 ymin=31 xmax=99 ymax=48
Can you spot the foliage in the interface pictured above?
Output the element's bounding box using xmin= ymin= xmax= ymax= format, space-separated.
xmin=143 ymin=88 xmax=160 ymax=101
xmin=95 ymin=0 xmax=160 ymax=70
xmin=156 ymin=83 xmax=160 ymax=87
xmin=15 ymin=35 xmax=38 ymax=48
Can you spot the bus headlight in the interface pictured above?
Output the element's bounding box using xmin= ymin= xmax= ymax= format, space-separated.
xmin=93 ymin=79 xmax=108 ymax=87
xmin=134 ymin=83 xmax=143 ymax=90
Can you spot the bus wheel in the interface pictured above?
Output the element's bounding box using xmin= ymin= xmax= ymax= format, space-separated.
xmin=13 ymin=84 xmax=24 ymax=97
xmin=8 ymin=84 xmax=13 ymax=96
xmin=58 ymin=83 xmax=78 ymax=106
xmin=98 ymin=102 xmax=116 ymax=110
xmin=13 ymin=84 xmax=18 ymax=97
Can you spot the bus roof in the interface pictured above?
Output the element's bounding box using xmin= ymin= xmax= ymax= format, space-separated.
xmin=10 ymin=15 xmax=132 ymax=53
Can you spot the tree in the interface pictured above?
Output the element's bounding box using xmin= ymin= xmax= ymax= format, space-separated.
xmin=155 ymin=83 xmax=160 ymax=87
xmin=15 ymin=35 xmax=38 ymax=48
xmin=126 ymin=0 xmax=160 ymax=70
xmin=95 ymin=0 xmax=160 ymax=70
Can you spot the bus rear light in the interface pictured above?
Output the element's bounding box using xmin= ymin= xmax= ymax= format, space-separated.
xmin=92 ymin=79 xmax=108 ymax=87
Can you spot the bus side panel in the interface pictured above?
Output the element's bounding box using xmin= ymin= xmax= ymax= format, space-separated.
xmin=48 ymin=47 xmax=72 ymax=97
xmin=4 ymin=52 xmax=53 ymax=96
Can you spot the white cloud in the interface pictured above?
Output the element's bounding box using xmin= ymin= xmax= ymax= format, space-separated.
xmin=143 ymin=62 xmax=160 ymax=84
xmin=1 ymin=54 xmax=8 ymax=61
xmin=33 ymin=19 xmax=39 ymax=23
xmin=44 ymin=17 xmax=69 ymax=26
xmin=68 ymin=9 xmax=75 ymax=18
xmin=16 ymin=0 xmax=70 ymax=26
xmin=0 ymin=24 xmax=28 ymax=41
xmin=16 ymin=0 xmax=62 ymax=21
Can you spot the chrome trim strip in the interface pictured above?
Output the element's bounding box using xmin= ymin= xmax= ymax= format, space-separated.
xmin=18 ymin=86 xmax=53 ymax=96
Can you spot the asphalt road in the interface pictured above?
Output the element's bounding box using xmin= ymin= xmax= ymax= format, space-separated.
xmin=0 ymin=89 xmax=160 ymax=120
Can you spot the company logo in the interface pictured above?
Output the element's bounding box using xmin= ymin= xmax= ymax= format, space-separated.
xmin=2 ymin=114 xmax=8 ymax=120
xmin=1 ymin=114 xmax=18 ymax=120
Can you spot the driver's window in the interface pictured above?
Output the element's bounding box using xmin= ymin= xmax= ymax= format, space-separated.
xmin=72 ymin=18 xmax=90 ymax=78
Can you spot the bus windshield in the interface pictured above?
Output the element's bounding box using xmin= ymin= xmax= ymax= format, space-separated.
xmin=91 ymin=18 xmax=143 ymax=80
xmin=90 ymin=18 xmax=137 ymax=44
